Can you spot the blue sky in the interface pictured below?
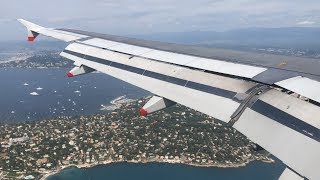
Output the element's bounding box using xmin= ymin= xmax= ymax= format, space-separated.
xmin=1 ymin=0 xmax=320 ymax=41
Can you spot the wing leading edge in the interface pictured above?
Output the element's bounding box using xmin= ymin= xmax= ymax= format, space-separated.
xmin=18 ymin=19 xmax=320 ymax=179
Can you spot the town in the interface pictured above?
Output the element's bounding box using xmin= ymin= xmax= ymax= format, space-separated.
xmin=0 ymin=98 xmax=272 ymax=179
xmin=0 ymin=52 xmax=72 ymax=69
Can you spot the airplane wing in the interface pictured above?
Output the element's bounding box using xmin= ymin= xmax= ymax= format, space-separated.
xmin=18 ymin=19 xmax=320 ymax=180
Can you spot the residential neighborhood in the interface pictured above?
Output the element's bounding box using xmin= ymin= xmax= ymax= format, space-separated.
xmin=0 ymin=98 xmax=272 ymax=179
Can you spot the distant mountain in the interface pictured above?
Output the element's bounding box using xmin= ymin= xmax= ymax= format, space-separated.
xmin=132 ymin=27 xmax=320 ymax=50
xmin=2 ymin=27 xmax=320 ymax=57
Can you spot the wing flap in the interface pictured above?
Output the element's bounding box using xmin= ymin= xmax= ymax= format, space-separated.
xmin=61 ymin=51 xmax=241 ymax=122
xmin=276 ymin=76 xmax=320 ymax=104
xmin=60 ymin=43 xmax=259 ymax=122
xmin=233 ymin=89 xmax=320 ymax=180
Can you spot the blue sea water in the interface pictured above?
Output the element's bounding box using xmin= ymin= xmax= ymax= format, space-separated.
xmin=0 ymin=68 xmax=148 ymax=123
xmin=0 ymin=68 xmax=286 ymax=179
xmin=48 ymin=161 xmax=285 ymax=180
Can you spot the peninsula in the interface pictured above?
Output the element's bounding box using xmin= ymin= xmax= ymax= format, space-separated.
xmin=0 ymin=98 xmax=273 ymax=179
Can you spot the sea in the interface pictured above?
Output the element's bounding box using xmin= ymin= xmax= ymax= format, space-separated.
xmin=0 ymin=68 xmax=148 ymax=123
xmin=47 ymin=161 xmax=285 ymax=180
xmin=0 ymin=68 xmax=285 ymax=179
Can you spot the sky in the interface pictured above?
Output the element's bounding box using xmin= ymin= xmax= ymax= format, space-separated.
xmin=1 ymin=0 xmax=320 ymax=41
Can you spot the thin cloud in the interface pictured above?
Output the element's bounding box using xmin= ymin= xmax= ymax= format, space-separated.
xmin=1 ymin=0 xmax=320 ymax=41
xmin=297 ymin=20 xmax=316 ymax=25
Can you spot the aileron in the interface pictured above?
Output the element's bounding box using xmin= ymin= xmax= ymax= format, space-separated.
xmin=276 ymin=76 xmax=320 ymax=103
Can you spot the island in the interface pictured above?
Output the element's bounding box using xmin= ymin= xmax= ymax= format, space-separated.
xmin=0 ymin=97 xmax=273 ymax=179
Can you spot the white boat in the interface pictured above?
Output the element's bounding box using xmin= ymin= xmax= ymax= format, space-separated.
xmin=30 ymin=92 xmax=39 ymax=96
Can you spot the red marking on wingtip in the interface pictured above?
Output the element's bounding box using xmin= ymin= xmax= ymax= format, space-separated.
xmin=67 ymin=72 xmax=74 ymax=77
xmin=139 ymin=108 xmax=148 ymax=116
xmin=28 ymin=37 xmax=35 ymax=42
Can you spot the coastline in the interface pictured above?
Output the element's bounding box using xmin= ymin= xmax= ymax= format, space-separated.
xmin=41 ymin=156 xmax=274 ymax=180
xmin=38 ymin=96 xmax=274 ymax=179
xmin=0 ymin=90 xmax=274 ymax=179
